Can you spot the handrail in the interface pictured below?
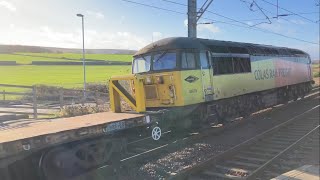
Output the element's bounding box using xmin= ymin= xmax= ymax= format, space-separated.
xmin=109 ymin=74 xmax=146 ymax=113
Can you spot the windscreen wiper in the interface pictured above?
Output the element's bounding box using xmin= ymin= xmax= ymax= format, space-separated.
xmin=153 ymin=51 xmax=167 ymax=62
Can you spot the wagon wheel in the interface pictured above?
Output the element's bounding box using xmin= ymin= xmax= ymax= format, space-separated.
xmin=41 ymin=147 xmax=78 ymax=180
xmin=110 ymin=151 xmax=122 ymax=179
xmin=151 ymin=126 xmax=162 ymax=140
xmin=74 ymin=140 xmax=114 ymax=169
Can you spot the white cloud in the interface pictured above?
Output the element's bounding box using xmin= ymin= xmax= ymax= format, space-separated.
xmin=289 ymin=19 xmax=306 ymax=25
xmin=257 ymin=19 xmax=296 ymax=35
xmin=184 ymin=19 xmax=220 ymax=34
xmin=258 ymin=22 xmax=283 ymax=33
xmin=246 ymin=21 xmax=254 ymax=26
xmin=298 ymin=45 xmax=320 ymax=60
xmin=39 ymin=26 xmax=79 ymax=47
xmin=152 ymin=32 xmax=163 ymax=42
xmin=184 ymin=19 xmax=188 ymax=27
xmin=256 ymin=19 xmax=304 ymax=36
xmin=86 ymin=10 xmax=104 ymax=19
xmin=0 ymin=25 xmax=148 ymax=50
xmin=0 ymin=0 xmax=16 ymax=12
xmin=119 ymin=16 xmax=125 ymax=24
xmin=198 ymin=23 xmax=220 ymax=33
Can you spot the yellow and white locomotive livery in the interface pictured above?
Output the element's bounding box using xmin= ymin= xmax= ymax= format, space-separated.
xmin=110 ymin=37 xmax=313 ymax=125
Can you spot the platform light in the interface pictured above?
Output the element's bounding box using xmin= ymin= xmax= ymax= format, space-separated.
xmin=76 ymin=13 xmax=86 ymax=99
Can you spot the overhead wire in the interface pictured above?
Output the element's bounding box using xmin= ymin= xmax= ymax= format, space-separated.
xmin=240 ymin=0 xmax=258 ymax=12
xmin=122 ymin=0 xmax=319 ymax=45
xmin=259 ymin=0 xmax=318 ymax=23
xmin=205 ymin=9 xmax=318 ymax=44
xmin=286 ymin=12 xmax=319 ymax=15
xmin=240 ymin=0 xmax=314 ymax=25
xmin=162 ymin=0 xmax=269 ymax=23
xmin=160 ymin=0 xmax=187 ymax=7
xmin=248 ymin=0 xmax=272 ymax=26
xmin=121 ymin=0 xmax=185 ymax=15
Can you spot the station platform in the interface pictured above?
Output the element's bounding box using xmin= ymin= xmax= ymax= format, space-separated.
xmin=0 ymin=111 xmax=158 ymax=160
xmin=0 ymin=112 xmax=144 ymax=143
xmin=272 ymin=165 xmax=320 ymax=180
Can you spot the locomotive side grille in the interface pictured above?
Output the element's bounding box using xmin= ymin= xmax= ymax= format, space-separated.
xmin=145 ymin=85 xmax=158 ymax=99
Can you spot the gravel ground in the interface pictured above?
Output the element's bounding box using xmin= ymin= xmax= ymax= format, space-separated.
xmin=72 ymin=92 xmax=319 ymax=180
xmin=140 ymin=143 xmax=225 ymax=179
xmin=134 ymin=93 xmax=319 ymax=179
xmin=260 ymin=128 xmax=320 ymax=179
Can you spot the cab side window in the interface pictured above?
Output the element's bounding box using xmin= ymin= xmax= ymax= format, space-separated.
xmin=212 ymin=56 xmax=251 ymax=75
xmin=233 ymin=57 xmax=251 ymax=73
xmin=181 ymin=52 xmax=196 ymax=69
xmin=213 ymin=57 xmax=233 ymax=75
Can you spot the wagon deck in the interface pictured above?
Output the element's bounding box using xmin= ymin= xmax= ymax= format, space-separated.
xmin=0 ymin=112 xmax=157 ymax=160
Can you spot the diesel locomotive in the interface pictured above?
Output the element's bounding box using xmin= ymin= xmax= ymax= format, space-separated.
xmin=110 ymin=37 xmax=313 ymax=128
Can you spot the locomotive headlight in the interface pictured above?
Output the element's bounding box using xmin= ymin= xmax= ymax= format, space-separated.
xmin=156 ymin=76 xmax=164 ymax=84
xmin=145 ymin=76 xmax=152 ymax=85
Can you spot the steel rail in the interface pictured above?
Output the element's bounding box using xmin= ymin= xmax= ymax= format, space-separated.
xmin=247 ymin=125 xmax=319 ymax=179
xmin=170 ymin=105 xmax=319 ymax=180
xmin=73 ymin=90 xmax=320 ymax=179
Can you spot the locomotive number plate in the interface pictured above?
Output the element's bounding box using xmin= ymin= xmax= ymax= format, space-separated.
xmin=105 ymin=121 xmax=126 ymax=132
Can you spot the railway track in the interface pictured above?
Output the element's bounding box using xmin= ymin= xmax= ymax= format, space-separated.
xmin=171 ymin=105 xmax=319 ymax=180
xmin=257 ymin=126 xmax=319 ymax=179
xmin=120 ymin=88 xmax=320 ymax=166
xmin=70 ymin=108 xmax=261 ymax=180
xmin=69 ymin=89 xmax=319 ymax=180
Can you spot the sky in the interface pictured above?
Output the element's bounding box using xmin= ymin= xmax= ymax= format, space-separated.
xmin=0 ymin=0 xmax=319 ymax=59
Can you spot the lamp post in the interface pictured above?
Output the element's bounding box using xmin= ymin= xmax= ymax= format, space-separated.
xmin=76 ymin=13 xmax=86 ymax=99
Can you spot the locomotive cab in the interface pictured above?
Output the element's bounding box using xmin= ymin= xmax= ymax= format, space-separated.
xmin=131 ymin=49 xmax=214 ymax=109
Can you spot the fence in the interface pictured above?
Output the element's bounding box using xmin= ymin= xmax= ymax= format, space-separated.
xmin=0 ymin=84 xmax=109 ymax=119
xmin=0 ymin=84 xmax=38 ymax=119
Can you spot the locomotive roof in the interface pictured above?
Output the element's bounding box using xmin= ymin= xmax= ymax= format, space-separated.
xmin=134 ymin=37 xmax=309 ymax=57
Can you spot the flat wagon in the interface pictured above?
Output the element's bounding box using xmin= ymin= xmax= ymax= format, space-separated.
xmin=0 ymin=111 xmax=162 ymax=179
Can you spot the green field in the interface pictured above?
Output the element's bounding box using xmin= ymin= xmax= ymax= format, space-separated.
xmin=0 ymin=53 xmax=133 ymax=64
xmin=0 ymin=52 xmax=133 ymax=98
xmin=0 ymin=54 xmax=75 ymax=64
xmin=1 ymin=57 xmax=317 ymax=93
xmin=0 ymin=65 xmax=131 ymax=88
xmin=15 ymin=53 xmax=133 ymax=62
xmin=312 ymin=64 xmax=320 ymax=78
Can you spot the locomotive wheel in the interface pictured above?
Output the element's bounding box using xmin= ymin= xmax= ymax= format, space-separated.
xmin=239 ymin=102 xmax=250 ymax=118
xmin=189 ymin=104 xmax=210 ymax=128
xmin=292 ymin=88 xmax=299 ymax=101
xmin=281 ymin=91 xmax=289 ymax=104
xmin=181 ymin=117 xmax=193 ymax=130
xmin=41 ymin=147 xmax=77 ymax=180
xmin=201 ymin=105 xmax=209 ymax=122
xmin=215 ymin=106 xmax=225 ymax=124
